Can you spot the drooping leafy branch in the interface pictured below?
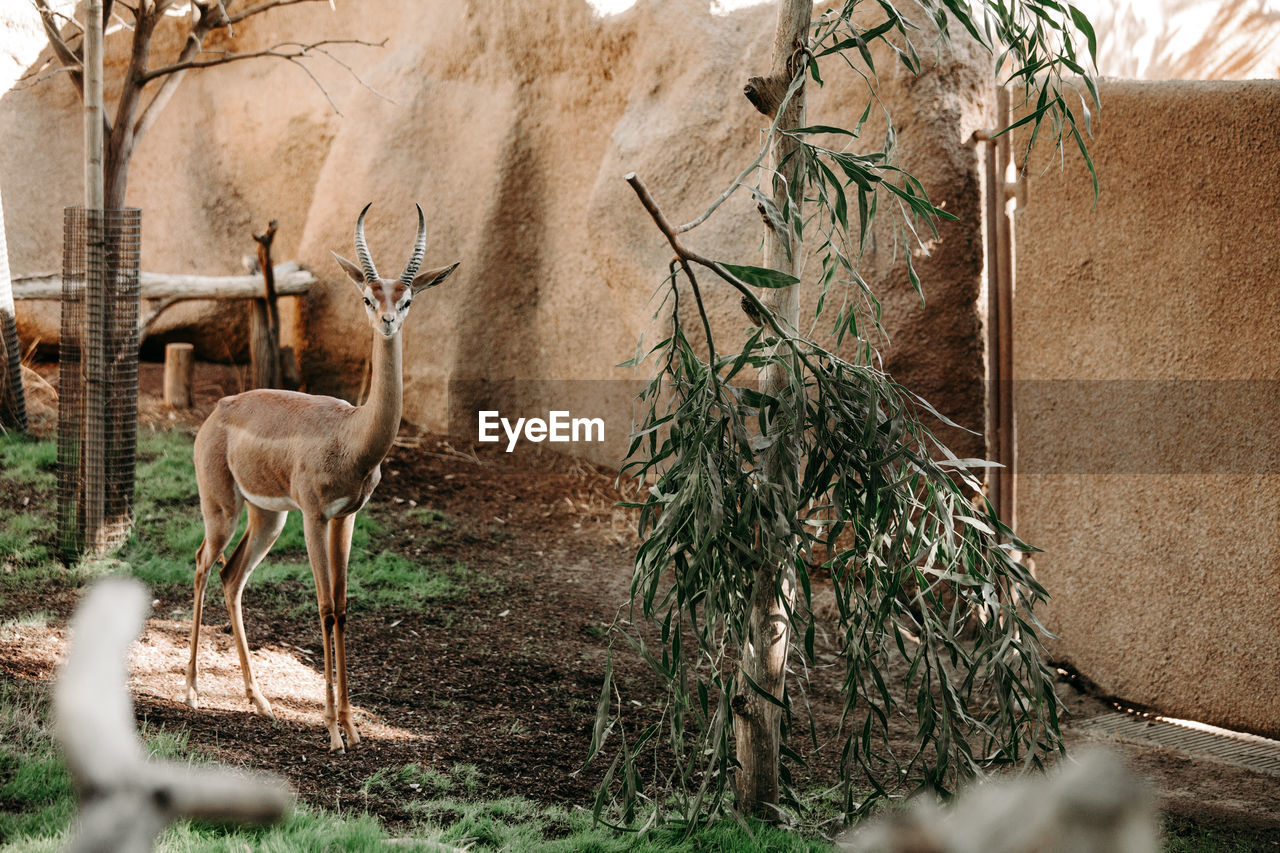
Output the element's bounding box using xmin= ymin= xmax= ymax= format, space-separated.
xmin=591 ymin=0 xmax=1097 ymax=830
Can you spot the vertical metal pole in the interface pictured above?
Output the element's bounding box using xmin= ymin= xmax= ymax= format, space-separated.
xmin=983 ymin=116 xmax=1003 ymax=521
xmin=983 ymin=88 xmax=1017 ymax=534
xmin=994 ymin=87 xmax=1016 ymax=531
xmin=82 ymin=0 xmax=107 ymax=551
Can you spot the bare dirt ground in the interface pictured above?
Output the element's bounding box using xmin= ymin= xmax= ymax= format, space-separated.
xmin=2 ymin=360 xmax=1278 ymax=841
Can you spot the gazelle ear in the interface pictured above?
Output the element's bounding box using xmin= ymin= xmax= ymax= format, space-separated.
xmin=331 ymin=251 xmax=366 ymax=289
xmin=411 ymin=261 xmax=460 ymax=293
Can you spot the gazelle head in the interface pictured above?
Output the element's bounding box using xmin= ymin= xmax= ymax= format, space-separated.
xmin=331 ymin=203 xmax=460 ymax=339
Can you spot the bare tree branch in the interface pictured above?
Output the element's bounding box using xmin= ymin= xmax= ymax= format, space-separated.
xmin=130 ymin=3 xmax=224 ymax=141
xmin=34 ymin=0 xmax=85 ymax=97
xmin=226 ymin=0 xmax=331 ymax=25
xmin=301 ymin=41 xmax=397 ymax=106
xmin=12 ymin=61 xmax=82 ymax=92
xmin=138 ymin=38 xmax=384 ymax=82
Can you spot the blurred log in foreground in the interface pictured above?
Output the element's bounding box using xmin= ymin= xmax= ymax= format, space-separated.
xmin=839 ymin=750 xmax=1158 ymax=853
xmin=56 ymin=576 xmax=291 ymax=853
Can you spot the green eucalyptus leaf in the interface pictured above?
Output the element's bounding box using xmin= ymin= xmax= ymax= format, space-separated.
xmin=718 ymin=262 xmax=800 ymax=289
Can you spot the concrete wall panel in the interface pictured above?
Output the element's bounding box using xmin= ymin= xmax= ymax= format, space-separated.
xmin=1015 ymin=80 xmax=1280 ymax=736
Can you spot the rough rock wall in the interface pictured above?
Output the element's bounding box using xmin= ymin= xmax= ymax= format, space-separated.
xmin=1 ymin=0 xmax=993 ymax=466
xmin=1015 ymin=80 xmax=1280 ymax=737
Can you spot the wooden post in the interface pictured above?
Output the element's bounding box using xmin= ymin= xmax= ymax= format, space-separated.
xmin=163 ymin=343 xmax=194 ymax=408
xmin=250 ymin=220 xmax=282 ymax=389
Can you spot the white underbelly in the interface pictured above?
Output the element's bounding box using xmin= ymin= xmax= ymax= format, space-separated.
xmin=235 ymin=487 xmax=372 ymax=519
xmin=238 ymin=487 xmax=300 ymax=513
xmin=324 ymin=493 xmax=372 ymax=519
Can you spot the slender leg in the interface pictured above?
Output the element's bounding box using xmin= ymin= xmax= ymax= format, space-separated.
xmin=220 ymin=503 xmax=287 ymax=718
xmin=302 ymin=512 xmax=344 ymax=752
xmin=186 ymin=528 xmax=233 ymax=709
xmin=329 ymin=512 xmax=360 ymax=747
xmin=186 ymin=450 xmax=241 ymax=710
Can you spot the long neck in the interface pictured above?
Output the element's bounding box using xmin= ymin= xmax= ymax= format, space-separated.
xmin=351 ymin=330 xmax=403 ymax=469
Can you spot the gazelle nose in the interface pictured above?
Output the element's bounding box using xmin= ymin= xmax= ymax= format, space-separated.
xmin=380 ymin=312 xmax=396 ymax=325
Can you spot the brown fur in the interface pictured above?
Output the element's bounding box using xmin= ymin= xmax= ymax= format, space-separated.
xmin=184 ymin=221 xmax=458 ymax=753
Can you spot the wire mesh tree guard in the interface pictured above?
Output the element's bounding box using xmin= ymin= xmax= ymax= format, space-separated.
xmin=57 ymin=207 xmax=140 ymax=558
xmin=0 ymin=185 xmax=27 ymax=432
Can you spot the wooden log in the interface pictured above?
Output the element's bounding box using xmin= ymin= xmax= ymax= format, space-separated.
xmin=163 ymin=342 xmax=194 ymax=408
xmin=57 ymin=577 xmax=291 ymax=853
xmin=12 ymin=262 xmax=314 ymax=301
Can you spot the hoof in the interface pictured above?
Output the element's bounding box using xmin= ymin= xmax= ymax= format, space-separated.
xmin=342 ymin=723 xmax=362 ymax=749
xmin=248 ymin=692 xmax=275 ymax=720
xmin=183 ymin=691 xmax=199 ymax=710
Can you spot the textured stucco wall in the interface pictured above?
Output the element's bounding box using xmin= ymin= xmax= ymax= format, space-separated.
xmin=1 ymin=0 xmax=992 ymax=467
xmin=1015 ymin=80 xmax=1280 ymax=737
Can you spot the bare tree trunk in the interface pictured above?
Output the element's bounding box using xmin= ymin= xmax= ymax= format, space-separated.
xmin=0 ymin=185 xmax=27 ymax=432
xmin=82 ymin=0 xmax=108 ymax=552
xmin=733 ymin=0 xmax=810 ymax=820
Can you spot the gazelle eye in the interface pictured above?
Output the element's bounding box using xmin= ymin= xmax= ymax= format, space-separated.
xmin=363 ymin=297 xmax=373 ymax=308
xmin=401 ymin=300 xmax=411 ymax=312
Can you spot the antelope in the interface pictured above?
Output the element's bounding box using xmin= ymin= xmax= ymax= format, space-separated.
xmin=184 ymin=204 xmax=458 ymax=752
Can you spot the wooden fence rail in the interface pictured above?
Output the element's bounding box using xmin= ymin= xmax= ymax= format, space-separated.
xmin=13 ymin=262 xmax=314 ymax=341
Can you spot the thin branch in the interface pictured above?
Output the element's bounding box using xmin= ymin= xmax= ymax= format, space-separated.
xmin=226 ymin=0 xmax=330 ymax=25
xmin=625 ymin=173 xmax=718 ymax=372
xmin=11 ymin=62 xmax=82 ymax=92
xmin=47 ymin=7 xmax=85 ymax=34
xmin=674 ymin=57 xmax=806 ymax=235
xmin=138 ymin=38 xmax=385 ymax=82
xmin=627 ymin=172 xmax=823 ymax=384
xmin=301 ymin=41 xmax=397 ymax=106
xmin=34 ymin=0 xmax=84 ymax=97
xmin=130 ymin=3 xmax=220 ymax=140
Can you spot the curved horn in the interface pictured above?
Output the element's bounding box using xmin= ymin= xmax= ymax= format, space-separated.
xmin=354 ymin=202 xmax=379 ymax=282
xmin=399 ymin=204 xmax=427 ymax=286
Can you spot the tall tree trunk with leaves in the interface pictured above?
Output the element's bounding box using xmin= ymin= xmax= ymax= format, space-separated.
xmin=596 ymin=0 xmax=1099 ymax=831
xmin=733 ymin=0 xmax=810 ymax=819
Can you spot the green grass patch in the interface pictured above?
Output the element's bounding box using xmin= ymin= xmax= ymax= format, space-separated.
xmin=361 ymin=762 xmax=457 ymax=797
xmin=0 ymin=680 xmax=76 ymax=849
xmin=0 ymin=433 xmax=57 ymax=492
xmin=0 ymin=513 xmax=53 ymax=573
xmin=0 ymin=431 xmax=491 ymax=614
xmin=0 ymin=611 xmax=53 ymax=641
